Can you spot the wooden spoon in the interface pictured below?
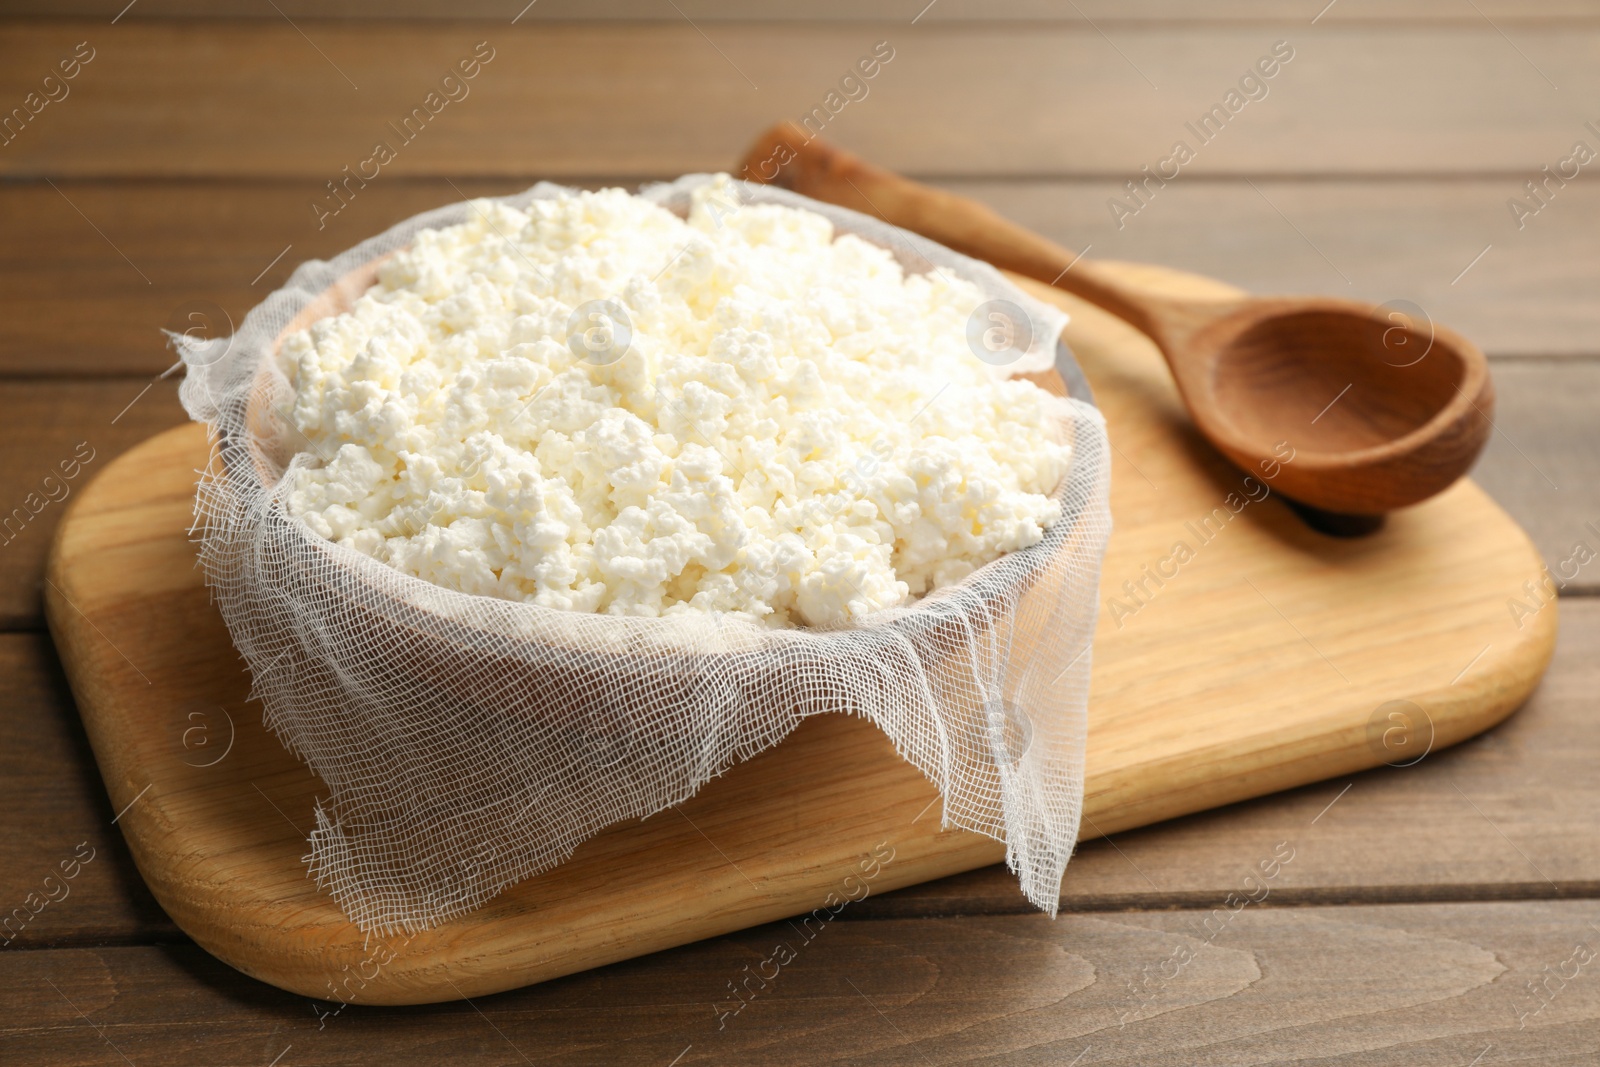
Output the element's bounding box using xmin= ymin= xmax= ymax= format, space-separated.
xmin=738 ymin=123 xmax=1495 ymax=524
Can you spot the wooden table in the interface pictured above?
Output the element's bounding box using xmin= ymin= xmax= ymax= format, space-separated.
xmin=3 ymin=5 xmax=1598 ymax=1064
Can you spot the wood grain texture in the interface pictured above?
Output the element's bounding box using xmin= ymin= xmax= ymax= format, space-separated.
xmin=0 ymin=180 xmax=516 ymax=377
xmin=9 ymin=1 xmax=1600 ymax=21
xmin=1470 ymin=359 xmax=1600 ymax=596
xmin=940 ymin=179 xmax=1600 ymax=361
xmin=7 ymin=179 xmax=1595 ymax=381
xmin=1 ymin=3 xmax=1594 ymax=1060
xmin=0 ymin=377 xmax=186 ymax=629
xmin=0 ymin=634 xmax=180 ymax=947
xmin=4 ymin=902 xmax=1598 ymax=1066
xmin=42 ymin=262 xmax=1554 ymax=1002
xmin=3 ymin=23 xmax=1600 ymax=179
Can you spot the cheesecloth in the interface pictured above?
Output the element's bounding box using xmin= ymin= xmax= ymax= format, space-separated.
xmin=177 ymin=175 xmax=1113 ymax=933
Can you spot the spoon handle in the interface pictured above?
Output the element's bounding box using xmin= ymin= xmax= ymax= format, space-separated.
xmin=739 ymin=123 xmax=1225 ymax=354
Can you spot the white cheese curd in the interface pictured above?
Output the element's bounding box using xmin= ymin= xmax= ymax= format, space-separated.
xmin=278 ymin=177 xmax=1072 ymax=627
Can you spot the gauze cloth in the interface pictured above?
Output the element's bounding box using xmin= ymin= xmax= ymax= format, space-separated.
xmin=178 ymin=176 xmax=1113 ymax=933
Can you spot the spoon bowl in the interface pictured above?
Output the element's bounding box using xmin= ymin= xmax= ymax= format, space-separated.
xmin=1175 ymin=298 xmax=1493 ymax=515
xmin=742 ymin=123 xmax=1495 ymax=525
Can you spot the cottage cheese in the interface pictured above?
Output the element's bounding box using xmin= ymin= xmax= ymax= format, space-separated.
xmin=279 ymin=177 xmax=1072 ymax=627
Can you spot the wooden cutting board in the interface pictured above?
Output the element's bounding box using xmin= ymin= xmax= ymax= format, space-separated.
xmin=45 ymin=263 xmax=1556 ymax=1006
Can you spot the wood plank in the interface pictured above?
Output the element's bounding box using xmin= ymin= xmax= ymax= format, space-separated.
xmin=7 ymin=1 xmax=1600 ymax=22
xmin=0 ymin=180 xmax=518 ymax=378
xmin=1471 ymin=360 xmax=1600 ymax=595
xmin=5 ymin=178 xmax=1598 ymax=381
xmin=0 ymin=377 xmax=186 ymax=630
xmin=2 ymin=23 xmax=1599 ymax=179
xmin=4 ymin=902 xmax=1598 ymax=1064
xmin=943 ymin=178 xmax=1600 ymax=360
xmin=0 ymin=634 xmax=179 ymax=947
